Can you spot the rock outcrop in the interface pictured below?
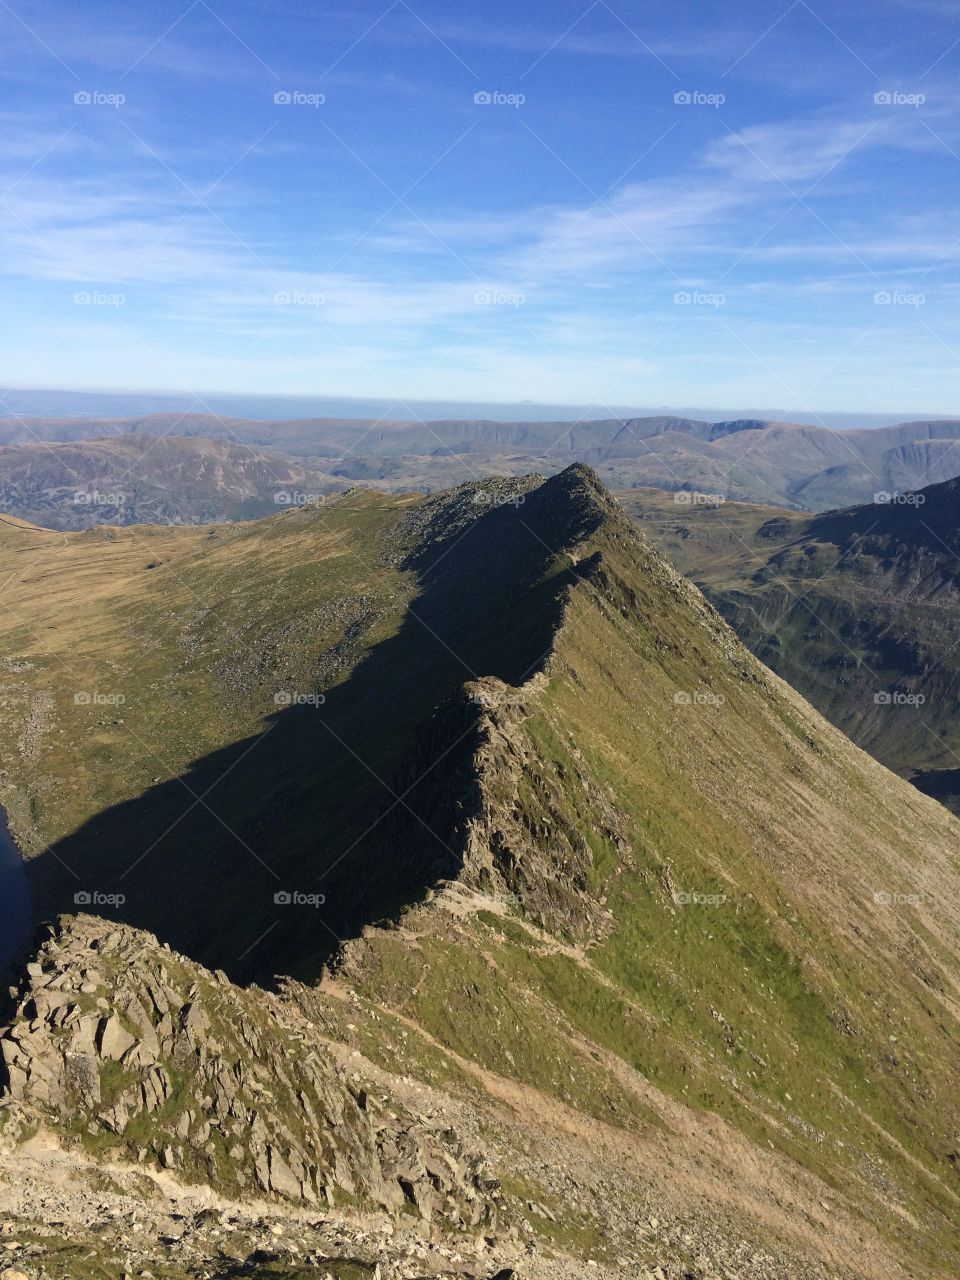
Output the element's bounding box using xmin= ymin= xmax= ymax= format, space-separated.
xmin=0 ymin=915 xmax=499 ymax=1232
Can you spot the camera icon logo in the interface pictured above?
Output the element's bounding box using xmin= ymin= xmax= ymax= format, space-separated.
xmin=74 ymin=890 xmax=92 ymax=905
xmin=674 ymin=90 xmax=692 ymax=104
xmin=274 ymin=90 xmax=292 ymax=104
xmin=274 ymin=890 xmax=292 ymax=905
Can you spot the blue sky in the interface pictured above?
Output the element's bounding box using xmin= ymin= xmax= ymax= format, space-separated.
xmin=1 ymin=0 xmax=958 ymax=414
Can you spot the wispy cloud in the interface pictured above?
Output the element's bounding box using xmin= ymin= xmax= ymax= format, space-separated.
xmin=1 ymin=0 xmax=958 ymax=406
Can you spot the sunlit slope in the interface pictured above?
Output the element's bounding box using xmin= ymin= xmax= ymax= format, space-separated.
xmin=335 ymin=468 xmax=960 ymax=1278
xmin=617 ymin=481 xmax=960 ymax=812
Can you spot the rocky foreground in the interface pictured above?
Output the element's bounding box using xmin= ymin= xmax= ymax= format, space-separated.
xmin=0 ymin=916 xmax=521 ymax=1278
xmin=0 ymin=916 xmax=498 ymax=1221
xmin=0 ymin=915 xmax=851 ymax=1280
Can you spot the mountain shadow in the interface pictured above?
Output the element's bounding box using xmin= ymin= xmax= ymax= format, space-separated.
xmin=23 ymin=468 xmax=605 ymax=982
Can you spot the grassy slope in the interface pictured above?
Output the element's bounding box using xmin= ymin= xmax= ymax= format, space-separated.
xmin=0 ymin=495 xmax=412 ymax=844
xmin=615 ymin=485 xmax=960 ymax=805
xmin=336 ymin=471 xmax=960 ymax=1278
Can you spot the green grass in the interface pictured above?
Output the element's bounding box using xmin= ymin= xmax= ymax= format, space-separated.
xmin=342 ymin=475 xmax=960 ymax=1276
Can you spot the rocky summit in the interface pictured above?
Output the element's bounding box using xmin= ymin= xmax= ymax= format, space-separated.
xmin=1 ymin=466 xmax=959 ymax=1280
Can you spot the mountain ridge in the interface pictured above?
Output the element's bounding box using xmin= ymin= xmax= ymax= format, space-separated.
xmin=1 ymin=466 xmax=960 ymax=1277
xmin=0 ymin=433 xmax=349 ymax=529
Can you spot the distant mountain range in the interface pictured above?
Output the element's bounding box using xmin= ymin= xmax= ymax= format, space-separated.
xmin=621 ymin=477 xmax=960 ymax=812
xmin=0 ymin=385 xmax=945 ymax=427
xmin=2 ymin=411 xmax=959 ymax=512
xmin=0 ymin=433 xmax=348 ymax=528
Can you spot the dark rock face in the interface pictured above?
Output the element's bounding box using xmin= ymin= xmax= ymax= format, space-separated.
xmin=0 ymin=915 xmax=499 ymax=1230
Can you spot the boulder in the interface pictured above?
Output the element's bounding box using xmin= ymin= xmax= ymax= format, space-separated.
xmin=96 ymin=1015 xmax=137 ymax=1061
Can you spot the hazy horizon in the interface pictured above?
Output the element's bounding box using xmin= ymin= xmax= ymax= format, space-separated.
xmin=0 ymin=384 xmax=956 ymax=431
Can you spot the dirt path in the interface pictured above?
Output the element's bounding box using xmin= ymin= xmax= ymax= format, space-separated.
xmin=320 ymin=976 xmax=902 ymax=1280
